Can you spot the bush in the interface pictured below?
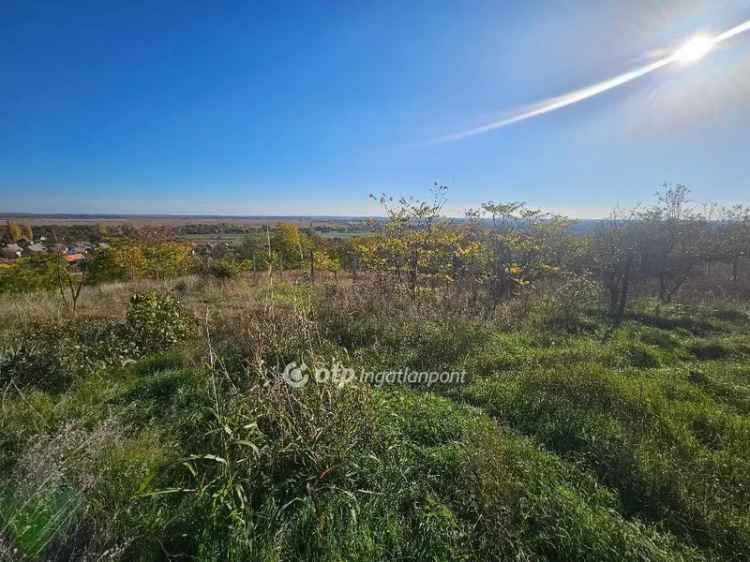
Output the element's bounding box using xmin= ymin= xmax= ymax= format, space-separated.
xmin=0 ymin=326 xmax=74 ymax=392
xmin=0 ymin=255 xmax=62 ymax=295
xmin=126 ymin=291 xmax=190 ymax=355
xmin=529 ymin=274 xmax=601 ymax=333
xmin=0 ymin=293 xmax=191 ymax=392
xmin=204 ymin=259 xmax=240 ymax=281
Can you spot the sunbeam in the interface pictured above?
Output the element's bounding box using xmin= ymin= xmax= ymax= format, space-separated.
xmin=431 ymin=19 xmax=750 ymax=144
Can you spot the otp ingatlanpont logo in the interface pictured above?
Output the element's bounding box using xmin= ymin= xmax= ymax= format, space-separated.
xmin=281 ymin=361 xmax=308 ymax=388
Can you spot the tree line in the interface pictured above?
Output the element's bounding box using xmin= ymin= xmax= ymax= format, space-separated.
xmin=2 ymin=184 xmax=749 ymax=322
xmin=350 ymin=183 xmax=749 ymax=320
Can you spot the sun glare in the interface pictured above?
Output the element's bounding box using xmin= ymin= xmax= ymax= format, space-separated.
xmin=673 ymin=35 xmax=715 ymax=63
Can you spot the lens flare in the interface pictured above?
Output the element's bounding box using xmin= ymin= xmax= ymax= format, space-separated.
xmin=431 ymin=19 xmax=750 ymax=144
xmin=673 ymin=35 xmax=715 ymax=63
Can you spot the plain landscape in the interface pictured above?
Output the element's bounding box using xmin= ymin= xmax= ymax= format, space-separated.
xmin=3 ymin=2 xmax=750 ymax=561
xmin=2 ymin=185 xmax=750 ymax=561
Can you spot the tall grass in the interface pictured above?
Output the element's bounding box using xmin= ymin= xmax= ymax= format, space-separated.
xmin=1 ymin=274 xmax=748 ymax=560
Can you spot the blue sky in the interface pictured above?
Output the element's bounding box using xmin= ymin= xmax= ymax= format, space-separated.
xmin=2 ymin=1 xmax=749 ymax=218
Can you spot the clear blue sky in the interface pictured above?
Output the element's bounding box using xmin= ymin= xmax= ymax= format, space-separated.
xmin=2 ymin=1 xmax=749 ymax=217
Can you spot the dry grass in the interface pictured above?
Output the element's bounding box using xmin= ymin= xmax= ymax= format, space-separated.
xmin=1 ymin=273 xmax=750 ymax=561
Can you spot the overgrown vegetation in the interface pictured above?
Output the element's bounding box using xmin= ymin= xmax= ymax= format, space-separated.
xmin=2 ymin=186 xmax=750 ymax=561
xmin=1 ymin=272 xmax=748 ymax=561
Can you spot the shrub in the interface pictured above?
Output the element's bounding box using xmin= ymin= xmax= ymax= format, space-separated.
xmin=205 ymin=259 xmax=240 ymax=281
xmin=0 ymin=325 xmax=75 ymax=391
xmin=0 ymin=255 xmax=62 ymax=295
xmin=529 ymin=274 xmax=601 ymax=333
xmin=126 ymin=291 xmax=190 ymax=355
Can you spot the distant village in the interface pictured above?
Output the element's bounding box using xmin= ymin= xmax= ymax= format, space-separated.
xmin=0 ymin=218 xmax=372 ymax=270
xmin=0 ymin=219 xmax=246 ymax=267
xmin=1 ymin=222 xmax=110 ymax=267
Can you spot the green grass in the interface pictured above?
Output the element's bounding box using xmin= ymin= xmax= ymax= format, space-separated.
xmin=1 ymin=279 xmax=749 ymax=560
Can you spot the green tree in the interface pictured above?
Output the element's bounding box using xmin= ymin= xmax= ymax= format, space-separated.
xmin=142 ymin=242 xmax=195 ymax=279
xmin=0 ymin=254 xmax=61 ymax=294
xmin=95 ymin=222 xmax=109 ymax=240
xmin=6 ymin=222 xmax=24 ymax=242
xmin=271 ymin=223 xmax=307 ymax=269
xmin=86 ymin=244 xmax=146 ymax=284
xmin=237 ymin=233 xmax=269 ymax=270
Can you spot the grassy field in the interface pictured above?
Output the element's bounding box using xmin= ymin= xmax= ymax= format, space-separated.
xmin=1 ymin=274 xmax=749 ymax=561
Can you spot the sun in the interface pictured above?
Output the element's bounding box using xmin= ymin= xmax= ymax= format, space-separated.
xmin=673 ymin=35 xmax=715 ymax=63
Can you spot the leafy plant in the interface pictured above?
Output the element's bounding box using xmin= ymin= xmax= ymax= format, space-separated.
xmin=126 ymin=291 xmax=191 ymax=354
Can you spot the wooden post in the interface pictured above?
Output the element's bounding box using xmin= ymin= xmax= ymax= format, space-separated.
xmin=310 ymin=249 xmax=315 ymax=284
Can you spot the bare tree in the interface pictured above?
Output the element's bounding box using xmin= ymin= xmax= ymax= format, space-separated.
xmin=591 ymin=211 xmax=642 ymax=322
xmin=56 ymin=254 xmax=87 ymax=316
xmin=640 ymin=184 xmax=702 ymax=303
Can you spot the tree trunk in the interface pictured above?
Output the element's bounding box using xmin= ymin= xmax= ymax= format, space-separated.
xmin=659 ymin=271 xmax=668 ymax=304
xmin=615 ymin=252 xmax=633 ymax=323
xmin=609 ymin=285 xmax=619 ymax=315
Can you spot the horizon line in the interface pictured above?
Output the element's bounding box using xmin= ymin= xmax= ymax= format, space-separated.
xmin=0 ymin=212 xmax=607 ymax=222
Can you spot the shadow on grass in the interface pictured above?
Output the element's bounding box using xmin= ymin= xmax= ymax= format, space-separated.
xmin=626 ymin=312 xmax=716 ymax=336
